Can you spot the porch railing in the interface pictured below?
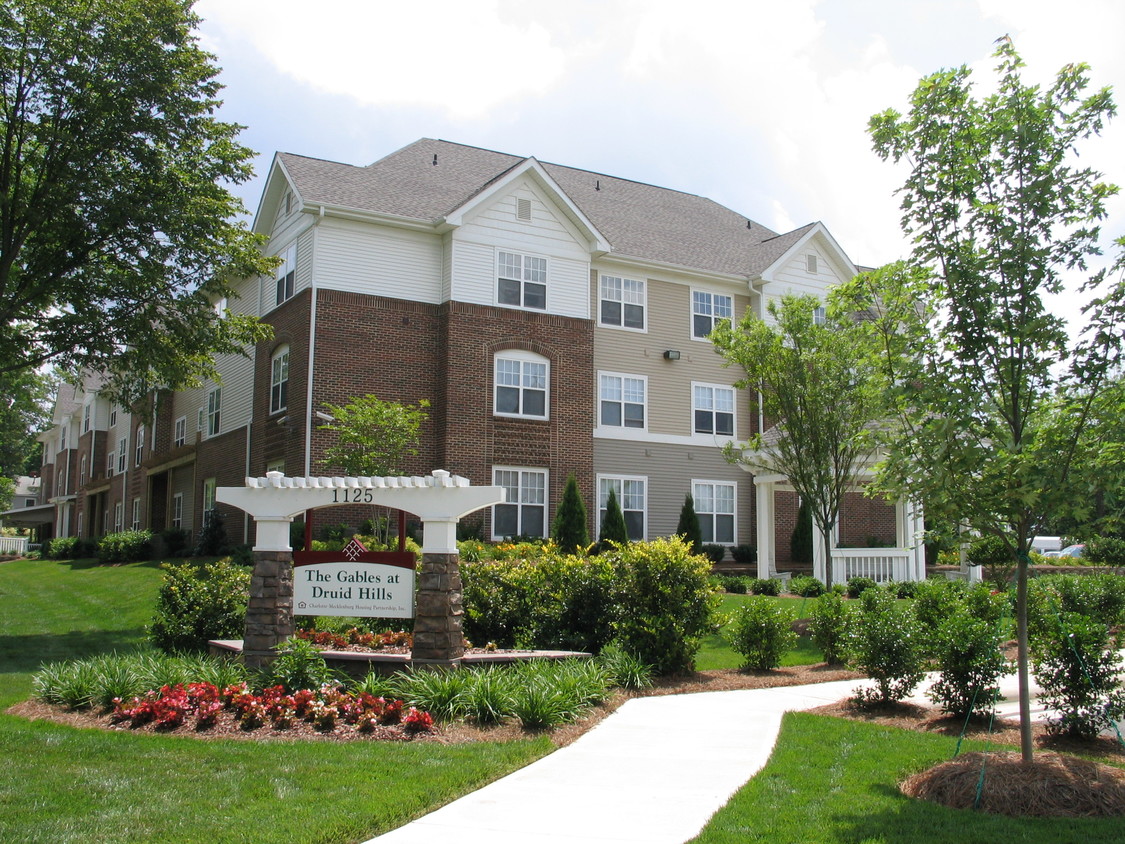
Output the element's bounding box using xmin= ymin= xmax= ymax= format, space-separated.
xmin=834 ymin=548 xmax=911 ymax=583
xmin=0 ymin=535 xmax=29 ymax=556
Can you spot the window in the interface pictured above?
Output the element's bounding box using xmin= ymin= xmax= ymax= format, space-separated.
xmin=813 ymin=305 xmax=827 ymax=325
xmin=807 ymin=254 xmax=818 ymax=274
xmin=599 ymin=373 xmax=646 ymax=429
xmin=266 ymin=459 xmax=285 ymax=475
xmin=197 ymin=408 xmax=204 ymax=433
xmin=692 ymin=291 xmax=733 ymax=339
xmin=172 ymin=493 xmax=183 ymax=529
xmin=117 ymin=436 xmax=127 ymax=474
xmin=497 ymin=251 xmax=546 ymax=310
xmin=107 ymin=450 xmax=115 ymax=477
xmin=80 ymin=455 xmax=87 ymax=480
xmin=60 ymin=425 xmax=66 ymax=451
xmin=113 ymin=501 xmax=123 ymax=533
xmin=135 ymin=426 xmax=145 ymax=467
xmin=694 ymin=481 xmax=736 ymax=544
xmin=599 ymin=275 xmax=645 ymax=330
xmin=103 ymin=509 xmax=110 ymax=535
xmin=693 ymin=385 xmax=735 ymax=436
xmin=109 ymin=406 xmax=117 ymax=427
xmin=494 ymin=352 xmax=548 ymax=419
xmin=492 ymin=468 xmax=547 ymax=540
xmin=206 ymin=388 xmax=221 ymax=437
xmin=270 ymin=346 xmax=290 ymax=414
xmin=275 ymin=243 xmax=296 ymax=306
xmin=82 ymin=404 xmax=91 ymax=434
xmin=598 ymin=476 xmax=646 ymax=541
xmin=24 ymin=497 xmax=35 ymax=507
xmin=174 ymin=416 xmax=187 ymax=448
xmin=214 ymin=297 xmax=228 ymax=316
xmin=131 ymin=498 xmax=141 ymax=531
xmin=203 ymin=478 xmax=216 ymax=516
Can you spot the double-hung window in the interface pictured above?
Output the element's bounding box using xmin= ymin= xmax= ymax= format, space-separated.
xmin=599 ymin=373 xmax=645 ymax=429
xmin=600 ymin=275 xmax=646 ymax=330
xmin=492 ymin=468 xmax=548 ymax=540
xmin=276 ymin=243 xmax=296 ymax=306
xmin=693 ymin=481 xmax=736 ymax=544
xmin=598 ymin=476 xmax=646 ymax=541
xmin=117 ymin=436 xmax=127 ymax=474
xmin=813 ymin=305 xmax=827 ymax=325
xmin=131 ymin=498 xmax=141 ymax=531
xmin=174 ymin=416 xmax=187 ymax=448
xmin=113 ymin=501 xmax=123 ymax=533
xmin=497 ymin=251 xmax=546 ymax=310
xmin=203 ymin=478 xmax=217 ymax=516
xmin=172 ymin=493 xmax=183 ymax=529
xmin=494 ymin=352 xmax=548 ymax=419
xmin=692 ymin=291 xmax=733 ymax=339
xmin=135 ymin=426 xmax=145 ymax=467
xmin=270 ymin=346 xmax=290 ymax=414
xmin=206 ymin=388 xmax=221 ymax=437
xmin=693 ymin=384 xmax=735 ymax=436
xmin=107 ymin=450 xmax=115 ymax=478
xmin=82 ymin=404 xmax=91 ymax=434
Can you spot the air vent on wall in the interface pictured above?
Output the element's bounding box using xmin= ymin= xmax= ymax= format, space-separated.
xmin=517 ymin=198 xmax=532 ymax=221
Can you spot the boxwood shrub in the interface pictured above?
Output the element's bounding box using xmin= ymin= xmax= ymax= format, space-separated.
xmin=150 ymin=558 xmax=251 ymax=653
xmin=97 ymin=530 xmax=153 ymax=564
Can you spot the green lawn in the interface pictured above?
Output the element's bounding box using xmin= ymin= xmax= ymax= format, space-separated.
xmin=0 ymin=558 xmax=551 ymax=843
xmin=691 ymin=712 xmax=1125 ymax=843
xmin=695 ymin=593 xmax=824 ymax=671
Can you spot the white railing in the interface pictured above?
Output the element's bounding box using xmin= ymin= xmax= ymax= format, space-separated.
xmin=0 ymin=535 xmax=29 ymax=556
xmin=835 ymin=548 xmax=911 ymax=583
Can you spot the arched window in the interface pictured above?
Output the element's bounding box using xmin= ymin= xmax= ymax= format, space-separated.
xmin=270 ymin=346 xmax=290 ymax=414
xmin=493 ymin=350 xmax=549 ymax=419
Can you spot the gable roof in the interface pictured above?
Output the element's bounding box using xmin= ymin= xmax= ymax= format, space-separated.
xmin=273 ymin=139 xmax=854 ymax=281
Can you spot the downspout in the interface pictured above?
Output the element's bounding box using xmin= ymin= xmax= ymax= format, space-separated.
xmin=244 ymin=420 xmax=252 ymax=541
xmin=304 ymin=207 xmax=323 ymax=478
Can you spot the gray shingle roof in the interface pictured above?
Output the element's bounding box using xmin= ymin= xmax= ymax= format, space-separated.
xmin=277 ymin=138 xmax=818 ymax=279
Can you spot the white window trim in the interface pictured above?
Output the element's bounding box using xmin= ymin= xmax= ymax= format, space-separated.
xmin=107 ymin=450 xmax=115 ymax=477
xmin=813 ymin=305 xmax=827 ymax=325
xmin=690 ymin=289 xmax=734 ymax=342
xmin=113 ymin=500 xmax=123 ymax=533
xmin=131 ymin=497 xmax=141 ymax=531
xmin=691 ymin=382 xmax=737 ymax=440
xmin=203 ymin=477 xmax=217 ymax=515
xmin=692 ymin=479 xmax=738 ymax=545
xmin=598 ymin=274 xmax=647 ymax=332
xmin=116 ymin=436 xmax=127 ymax=474
xmin=493 ymin=350 xmax=550 ymax=420
xmin=174 ymin=416 xmax=187 ymax=448
xmin=172 ymin=492 xmax=184 ymax=529
xmin=597 ymin=371 xmax=647 ymax=433
xmin=206 ymin=387 xmax=221 ymax=438
xmin=270 ymin=346 xmax=290 ymax=415
xmin=491 ymin=466 xmax=549 ymax=541
xmin=82 ymin=403 xmax=91 ymax=434
xmin=275 ymin=243 xmax=296 ymax=307
xmin=495 ymin=249 xmax=548 ymax=312
xmin=266 ymin=459 xmax=286 ymax=475
xmin=135 ymin=425 xmax=145 ymax=467
xmin=596 ymin=474 xmax=648 ymax=541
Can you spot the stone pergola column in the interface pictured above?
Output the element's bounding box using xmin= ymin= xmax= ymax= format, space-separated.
xmin=242 ymin=516 xmax=295 ymax=669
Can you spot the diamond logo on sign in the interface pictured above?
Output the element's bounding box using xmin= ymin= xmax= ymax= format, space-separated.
xmin=342 ymin=538 xmax=369 ymax=561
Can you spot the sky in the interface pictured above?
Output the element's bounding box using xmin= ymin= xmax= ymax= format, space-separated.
xmin=193 ymin=0 xmax=1125 ymax=326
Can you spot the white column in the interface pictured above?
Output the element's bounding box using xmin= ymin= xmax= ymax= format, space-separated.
xmin=755 ymin=480 xmax=773 ymax=579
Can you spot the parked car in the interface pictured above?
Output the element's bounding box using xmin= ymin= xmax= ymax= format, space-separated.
xmin=1055 ymin=544 xmax=1085 ymax=559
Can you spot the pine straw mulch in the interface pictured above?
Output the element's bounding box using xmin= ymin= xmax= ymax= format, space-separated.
xmin=808 ymin=697 xmax=1125 ymax=818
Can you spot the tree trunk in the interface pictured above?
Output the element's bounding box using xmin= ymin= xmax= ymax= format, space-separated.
xmin=1016 ymin=556 xmax=1033 ymax=762
xmin=823 ymin=529 xmax=834 ymax=590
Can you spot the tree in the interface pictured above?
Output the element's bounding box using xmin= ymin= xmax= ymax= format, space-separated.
xmin=598 ymin=487 xmax=629 ymax=548
xmin=0 ymin=0 xmax=273 ymax=405
xmin=318 ymin=394 xmax=430 ymax=477
xmin=551 ymin=474 xmax=589 ymax=552
xmin=711 ymin=294 xmax=883 ymax=589
xmin=849 ymin=39 xmax=1123 ymax=761
xmin=0 ymin=367 xmax=54 ymax=477
xmin=675 ymin=493 xmax=703 ymax=555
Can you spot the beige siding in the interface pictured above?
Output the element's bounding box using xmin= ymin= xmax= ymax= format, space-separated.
xmin=593 ymin=439 xmax=752 ymax=544
xmin=592 ymin=272 xmax=752 ymax=442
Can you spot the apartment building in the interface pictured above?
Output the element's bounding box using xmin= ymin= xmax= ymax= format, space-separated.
xmin=26 ymin=138 xmax=892 ymax=565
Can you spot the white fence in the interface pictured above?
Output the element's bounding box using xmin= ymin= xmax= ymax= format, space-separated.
xmin=835 ymin=548 xmax=911 ymax=583
xmin=0 ymin=535 xmax=29 ymax=556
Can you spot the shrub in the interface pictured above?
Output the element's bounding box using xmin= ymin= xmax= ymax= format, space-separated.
xmin=714 ymin=574 xmax=748 ymax=594
xmin=675 ymin=494 xmax=703 ymax=555
xmin=967 ymin=534 xmax=1016 ymax=590
xmin=727 ymin=595 xmax=797 ymax=670
xmin=597 ymin=488 xmax=629 ymax=549
xmin=193 ymin=509 xmax=229 ymax=557
xmin=848 ymin=588 xmax=925 ymax=705
xmin=551 ymin=474 xmax=590 ymax=553
xmin=731 ymin=544 xmax=757 ymax=565
xmin=701 ymin=544 xmax=726 ymax=564
xmin=788 ymin=575 xmax=825 ymax=597
xmin=260 ymin=637 xmax=341 ymax=692
xmin=607 ymin=537 xmax=720 ymax=674
xmin=790 ymin=499 xmax=813 ymax=563
xmin=45 ymin=535 xmax=96 ymax=560
xmin=1027 ymin=573 xmax=1125 ymax=638
xmin=845 ymin=576 xmax=877 ymax=599
xmin=159 ymin=527 xmax=189 ymax=557
xmin=229 ymin=544 xmax=253 ymax=566
xmin=808 ymin=591 xmax=851 ymax=665
xmin=97 ymin=530 xmax=153 ymax=564
xmin=597 ymin=642 xmax=654 ymax=690
xmin=149 ymin=558 xmax=251 ymax=653
xmin=750 ymin=577 xmax=782 ymax=597
xmin=1084 ymin=536 xmax=1125 ymax=566
xmin=910 ymin=578 xmax=966 ymax=631
xmin=926 ymin=610 xmax=1010 ymax=717
xmin=963 ymin=583 xmax=1009 ymax=627
xmin=1032 ymin=611 xmax=1125 ymax=738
